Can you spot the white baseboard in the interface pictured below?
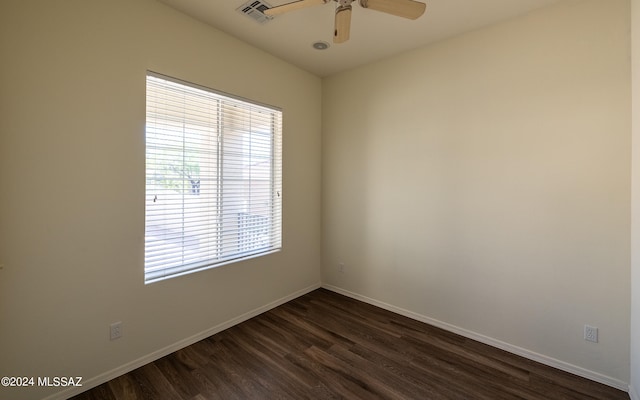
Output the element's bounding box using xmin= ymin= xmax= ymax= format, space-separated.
xmin=322 ymin=284 xmax=630 ymax=393
xmin=46 ymin=282 xmax=321 ymax=400
xmin=630 ymin=384 xmax=640 ymax=400
xmin=44 ymin=281 xmax=629 ymax=399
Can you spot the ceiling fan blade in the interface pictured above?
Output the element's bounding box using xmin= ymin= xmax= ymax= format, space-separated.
xmin=359 ymin=0 xmax=425 ymax=19
xmin=333 ymin=5 xmax=352 ymax=43
xmin=264 ymin=0 xmax=327 ymax=16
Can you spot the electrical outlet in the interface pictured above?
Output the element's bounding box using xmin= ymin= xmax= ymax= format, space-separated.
xmin=584 ymin=325 xmax=598 ymax=343
xmin=338 ymin=262 xmax=345 ymax=273
xmin=110 ymin=321 xmax=122 ymax=340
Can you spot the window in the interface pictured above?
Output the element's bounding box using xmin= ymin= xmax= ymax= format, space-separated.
xmin=144 ymin=72 xmax=282 ymax=283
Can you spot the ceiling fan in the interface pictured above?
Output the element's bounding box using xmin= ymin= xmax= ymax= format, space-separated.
xmin=264 ymin=0 xmax=427 ymax=44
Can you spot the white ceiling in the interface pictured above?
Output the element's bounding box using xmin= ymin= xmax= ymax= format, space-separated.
xmin=158 ymin=0 xmax=562 ymax=77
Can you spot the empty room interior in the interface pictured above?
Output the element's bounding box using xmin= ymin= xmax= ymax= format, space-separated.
xmin=1 ymin=0 xmax=640 ymax=399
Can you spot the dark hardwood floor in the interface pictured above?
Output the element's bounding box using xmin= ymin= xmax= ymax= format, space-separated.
xmin=72 ymin=289 xmax=629 ymax=400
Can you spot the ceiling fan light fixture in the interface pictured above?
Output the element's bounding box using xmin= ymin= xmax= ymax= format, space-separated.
xmin=265 ymin=0 xmax=426 ymax=43
xmin=312 ymin=41 xmax=330 ymax=50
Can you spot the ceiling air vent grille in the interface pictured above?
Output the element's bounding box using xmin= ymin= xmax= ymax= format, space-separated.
xmin=237 ymin=0 xmax=274 ymax=24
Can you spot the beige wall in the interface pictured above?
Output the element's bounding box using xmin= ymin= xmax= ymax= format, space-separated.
xmin=632 ymin=0 xmax=640 ymax=396
xmin=0 ymin=1 xmax=321 ymax=399
xmin=1 ymin=0 xmax=634 ymax=398
xmin=323 ymin=0 xmax=630 ymax=386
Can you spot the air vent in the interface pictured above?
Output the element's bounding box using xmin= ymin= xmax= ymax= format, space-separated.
xmin=237 ymin=0 xmax=274 ymax=24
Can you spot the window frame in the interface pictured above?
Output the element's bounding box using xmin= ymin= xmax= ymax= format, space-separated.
xmin=144 ymin=71 xmax=283 ymax=284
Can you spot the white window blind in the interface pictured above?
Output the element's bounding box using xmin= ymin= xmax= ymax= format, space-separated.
xmin=145 ymin=72 xmax=282 ymax=283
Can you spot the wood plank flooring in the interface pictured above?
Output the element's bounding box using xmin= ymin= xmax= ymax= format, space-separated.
xmin=72 ymin=289 xmax=629 ymax=400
